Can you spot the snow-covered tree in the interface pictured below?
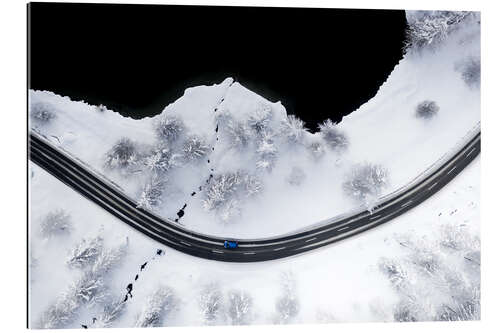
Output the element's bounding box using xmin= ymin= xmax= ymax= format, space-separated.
xmin=137 ymin=176 xmax=165 ymax=211
xmin=247 ymin=103 xmax=273 ymax=134
xmin=37 ymin=239 xmax=129 ymax=329
xmin=104 ymin=138 xmax=138 ymax=170
xmin=439 ymin=224 xmax=480 ymax=254
xmin=29 ymin=249 xmax=38 ymax=270
xmin=93 ymin=299 xmax=127 ymax=328
xmin=274 ymin=272 xmax=300 ymax=324
xmin=227 ymin=290 xmax=252 ymax=325
xmin=203 ymin=173 xmax=238 ymax=211
xmin=154 ymin=114 xmax=185 ymax=143
xmin=455 ymin=56 xmax=480 ymax=88
xmin=242 ymin=173 xmax=263 ymax=198
xmin=318 ymin=119 xmax=349 ymax=151
xmin=378 ymin=257 xmax=411 ymax=295
xmin=280 ymin=114 xmax=307 ymax=144
xmin=203 ymin=172 xmax=241 ymax=222
xmin=73 ymin=270 xmax=107 ymax=307
xmin=415 ymin=100 xmax=440 ymax=119
xmin=30 ymin=101 xmax=56 ymax=125
xmin=67 ymin=236 xmax=104 ymax=269
xmin=256 ymin=131 xmax=278 ymax=172
xmin=342 ymin=162 xmax=388 ymax=207
xmin=405 ymin=11 xmax=473 ymax=52
xmin=39 ymin=209 xmax=73 ymax=239
xmin=92 ymin=239 xmax=129 ymax=276
xmin=315 ymin=309 xmax=336 ymax=323
xmin=203 ymin=171 xmax=262 ymax=222
xmin=37 ymin=289 xmax=80 ymax=329
xmin=135 ymin=286 xmax=175 ymax=327
xmin=378 ymin=225 xmax=480 ymax=322
xmin=216 ymin=111 xmax=251 ymax=149
xmin=199 ymin=283 xmax=223 ymax=324
xmin=182 ymin=136 xmax=210 ymax=162
xmin=143 ymin=146 xmax=175 ymax=175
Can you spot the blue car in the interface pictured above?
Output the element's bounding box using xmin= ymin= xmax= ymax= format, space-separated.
xmin=224 ymin=240 xmax=238 ymax=249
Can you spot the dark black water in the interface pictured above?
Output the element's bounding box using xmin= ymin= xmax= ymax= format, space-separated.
xmin=28 ymin=3 xmax=407 ymax=131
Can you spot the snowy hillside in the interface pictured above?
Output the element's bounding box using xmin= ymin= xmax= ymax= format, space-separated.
xmin=29 ymin=12 xmax=479 ymax=239
xmin=28 ymin=10 xmax=480 ymax=328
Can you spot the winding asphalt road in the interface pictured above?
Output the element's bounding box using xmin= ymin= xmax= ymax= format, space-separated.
xmin=29 ymin=130 xmax=480 ymax=262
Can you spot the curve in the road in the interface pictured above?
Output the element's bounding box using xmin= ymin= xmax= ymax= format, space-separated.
xmin=28 ymin=130 xmax=480 ymax=262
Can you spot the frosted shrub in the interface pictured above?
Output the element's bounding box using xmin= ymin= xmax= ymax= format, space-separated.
xmin=415 ymin=100 xmax=439 ymax=119
xmin=199 ymin=283 xmax=223 ymax=324
xmin=342 ymin=163 xmax=388 ymax=206
xmin=135 ymin=287 xmax=175 ymax=327
xmin=104 ymin=138 xmax=137 ymax=170
xmin=67 ymin=236 xmax=104 ymax=269
xmin=280 ymin=114 xmax=307 ymax=144
xmin=405 ymin=11 xmax=472 ymax=51
xmin=227 ymin=290 xmax=252 ymax=325
xmin=456 ymin=56 xmax=480 ymax=88
xmin=137 ymin=176 xmax=165 ymax=211
xmin=154 ymin=114 xmax=185 ymax=143
xmin=275 ymin=272 xmax=299 ymax=324
xmin=30 ymin=101 xmax=56 ymax=125
xmin=318 ymin=119 xmax=349 ymax=151
xmin=182 ymin=136 xmax=210 ymax=162
xmin=40 ymin=209 xmax=73 ymax=238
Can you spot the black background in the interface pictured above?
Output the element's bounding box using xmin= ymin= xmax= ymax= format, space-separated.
xmin=28 ymin=3 xmax=407 ymax=131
